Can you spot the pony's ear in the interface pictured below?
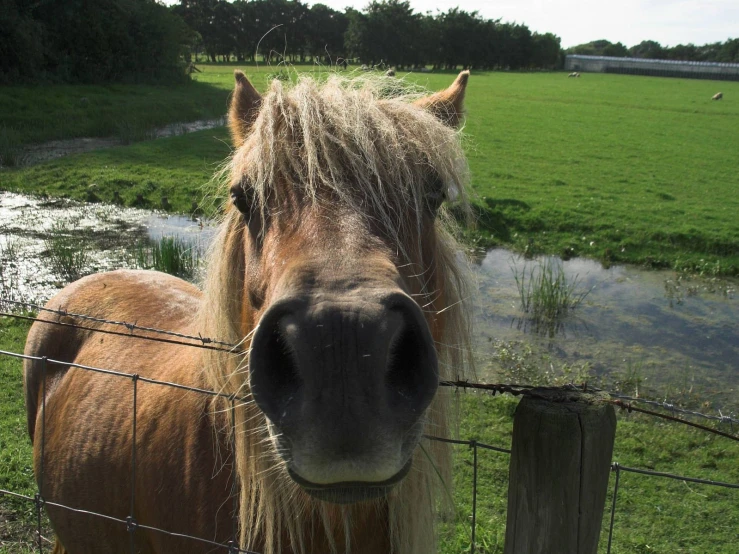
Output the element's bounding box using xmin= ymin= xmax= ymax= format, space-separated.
xmin=229 ymin=70 xmax=262 ymax=147
xmin=414 ymin=70 xmax=469 ymax=128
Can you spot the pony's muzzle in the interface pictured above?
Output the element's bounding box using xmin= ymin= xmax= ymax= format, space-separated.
xmin=248 ymin=292 xmax=438 ymax=494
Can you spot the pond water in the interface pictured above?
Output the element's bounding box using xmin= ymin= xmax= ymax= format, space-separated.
xmin=1 ymin=191 xmax=737 ymax=411
xmin=0 ymin=192 xmax=216 ymax=302
xmin=472 ymin=249 xmax=737 ymax=410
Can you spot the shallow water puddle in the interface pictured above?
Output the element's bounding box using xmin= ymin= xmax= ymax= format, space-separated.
xmin=1 ymin=192 xmax=737 ymax=410
xmin=474 ymin=249 xmax=738 ymax=409
xmin=0 ymin=191 xmax=215 ymax=302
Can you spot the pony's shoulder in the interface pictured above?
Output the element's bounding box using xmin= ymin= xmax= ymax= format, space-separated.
xmin=43 ymin=269 xmax=202 ymax=326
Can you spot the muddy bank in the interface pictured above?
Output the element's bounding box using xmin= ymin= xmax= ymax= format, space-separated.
xmin=19 ymin=118 xmax=225 ymax=166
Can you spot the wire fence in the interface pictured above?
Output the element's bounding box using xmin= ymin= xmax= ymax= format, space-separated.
xmin=0 ymin=304 xmax=738 ymax=553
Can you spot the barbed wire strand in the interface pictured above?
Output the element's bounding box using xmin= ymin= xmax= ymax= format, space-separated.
xmin=0 ymin=349 xmax=249 ymax=404
xmin=3 ymin=348 xmax=737 ymax=448
xmin=608 ymin=391 xmax=738 ymax=426
xmin=0 ymin=298 xmax=236 ymax=348
xmin=440 ymin=380 xmax=739 ymax=437
xmin=441 ymin=379 xmax=739 ymax=425
xmin=0 ymin=491 xmax=261 ymax=554
xmin=612 ymin=462 xmax=739 ymax=489
xmin=609 ymin=400 xmax=739 ymax=442
xmin=0 ymin=312 xmax=241 ymax=354
xmin=2 ymin=302 xmax=736 ymax=426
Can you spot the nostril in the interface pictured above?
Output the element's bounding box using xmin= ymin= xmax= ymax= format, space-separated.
xmin=249 ymin=321 xmax=302 ymax=423
xmin=385 ymin=321 xmax=438 ymax=414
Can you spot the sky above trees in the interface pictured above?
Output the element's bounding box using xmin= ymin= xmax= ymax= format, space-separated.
xmin=161 ymin=0 xmax=737 ymax=50
xmin=315 ymin=0 xmax=738 ymax=48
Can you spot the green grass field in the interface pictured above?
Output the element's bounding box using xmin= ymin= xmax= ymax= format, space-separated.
xmin=1 ymin=317 xmax=737 ymax=553
xmin=458 ymin=72 xmax=739 ymax=274
xmin=0 ymin=80 xmax=230 ymax=149
xmin=2 ymin=66 xmax=738 ymax=551
xmin=2 ymin=67 xmax=737 ymax=274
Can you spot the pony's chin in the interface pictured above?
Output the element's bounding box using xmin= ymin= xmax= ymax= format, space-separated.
xmin=287 ymin=460 xmax=412 ymax=505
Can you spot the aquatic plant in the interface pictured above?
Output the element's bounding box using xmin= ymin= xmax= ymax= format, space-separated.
xmin=614 ymin=358 xmax=646 ymax=398
xmin=44 ymin=222 xmax=90 ymax=282
xmin=135 ymin=236 xmax=200 ymax=280
xmin=512 ymin=257 xmax=591 ymax=335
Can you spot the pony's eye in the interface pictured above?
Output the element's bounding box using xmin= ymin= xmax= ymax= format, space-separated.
xmin=230 ymin=183 xmax=253 ymax=215
xmin=426 ymin=178 xmax=446 ymax=214
xmin=426 ymin=190 xmax=445 ymax=213
xmin=230 ymin=182 xmax=266 ymax=246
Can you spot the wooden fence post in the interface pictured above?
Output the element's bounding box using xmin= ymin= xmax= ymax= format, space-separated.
xmin=503 ymin=391 xmax=616 ymax=554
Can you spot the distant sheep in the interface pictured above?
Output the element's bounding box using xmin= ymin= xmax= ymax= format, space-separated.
xmin=568 ymin=72 xmax=581 ymax=78
xmin=386 ymin=69 xmax=396 ymax=77
xmin=712 ymin=92 xmax=723 ymax=100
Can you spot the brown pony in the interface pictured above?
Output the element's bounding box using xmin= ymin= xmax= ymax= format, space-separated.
xmin=24 ymin=70 xmax=473 ymax=554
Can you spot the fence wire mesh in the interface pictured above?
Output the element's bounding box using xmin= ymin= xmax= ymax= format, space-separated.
xmin=0 ymin=305 xmax=737 ymax=553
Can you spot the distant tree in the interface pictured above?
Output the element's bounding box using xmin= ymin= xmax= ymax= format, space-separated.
xmin=0 ymin=0 xmax=45 ymax=82
xmin=346 ymin=0 xmax=422 ymax=68
xmin=25 ymin=0 xmax=189 ymax=82
xmin=436 ymin=8 xmax=485 ymax=70
xmin=568 ymin=39 xmax=626 ymax=58
xmin=717 ymin=38 xmax=739 ymax=63
xmin=305 ymin=4 xmax=348 ymax=63
xmin=343 ymin=8 xmax=368 ymax=63
xmin=531 ymin=32 xmax=561 ymax=69
xmin=173 ymin=0 xmax=221 ymax=62
xmin=602 ymin=41 xmax=628 ymax=57
xmin=497 ymin=22 xmax=533 ymax=69
xmin=629 ymin=40 xmax=665 ymax=59
xmin=212 ymin=0 xmax=239 ymax=60
xmin=665 ymin=43 xmax=699 ymax=61
xmin=416 ymin=12 xmax=441 ymax=68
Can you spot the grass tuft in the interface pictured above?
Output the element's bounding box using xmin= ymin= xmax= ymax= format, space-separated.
xmin=43 ymin=222 xmax=90 ymax=282
xmin=134 ymin=236 xmax=200 ymax=280
xmin=0 ymin=125 xmax=24 ymax=168
xmin=512 ymin=257 xmax=591 ymax=336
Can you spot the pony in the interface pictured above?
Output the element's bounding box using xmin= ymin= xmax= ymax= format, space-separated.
xmin=24 ymin=70 xmax=474 ymax=554
xmin=712 ymin=92 xmax=723 ymax=100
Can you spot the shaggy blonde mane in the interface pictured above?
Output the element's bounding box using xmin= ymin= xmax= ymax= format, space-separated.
xmin=199 ymin=74 xmax=474 ymax=554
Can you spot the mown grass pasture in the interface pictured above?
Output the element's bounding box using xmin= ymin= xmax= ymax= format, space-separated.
xmin=2 ymin=67 xmax=738 ymax=274
xmin=0 ymin=80 xmax=229 ymax=148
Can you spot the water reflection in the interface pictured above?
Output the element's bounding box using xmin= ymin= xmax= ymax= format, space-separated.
xmin=474 ymin=249 xmax=738 ymax=409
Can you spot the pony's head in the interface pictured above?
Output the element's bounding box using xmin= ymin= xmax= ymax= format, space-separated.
xmin=203 ymin=70 xmax=473 ymax=551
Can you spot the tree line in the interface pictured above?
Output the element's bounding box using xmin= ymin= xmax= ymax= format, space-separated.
xmin=0 ymin=0 xmax=562 ymax=84
xmin=0 ymin=0 xmax=190 ymax=84
xmin=567 ymin=39 xmax=739 ymax=64
xmin=3 ymin=0 xmax=736 ymax=85
xmin=173 ymin=0 xmax=562 ymax=71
